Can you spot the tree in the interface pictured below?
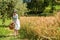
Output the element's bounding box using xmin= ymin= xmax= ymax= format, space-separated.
xmin=26 ymin=0 xmax=50 ymax=16
xmin=0 ymin=0 xmax=8 ymax=25
xmin=49 ymin=0 xmax=56 ymax=13
xmin=7 ymin=0 xmax=16 ymax=18
xmin=0 ymin=0 xmax=17 ymax=25
xmin=15 ymin=0 xmax=28 ymax=16
xmin=0 ymin=0 xmax=27 ymax=25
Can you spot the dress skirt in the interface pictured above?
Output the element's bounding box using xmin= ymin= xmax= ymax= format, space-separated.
xmin=14 ymin=19 xmax=20 ymax=30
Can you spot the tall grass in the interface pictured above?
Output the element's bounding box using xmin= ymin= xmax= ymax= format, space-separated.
xmin=20 ymin=12 xmax=60 ymax=40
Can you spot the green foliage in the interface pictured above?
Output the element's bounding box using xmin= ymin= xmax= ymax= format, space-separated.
xmin=27 ymin=0 xmax=49 ymax=13
xmin=0 ymin=0 xmax=27 ymax=18
xmin=0 ymin=0 xmax=18 ymax=24
xmin=0 ymin=19 xmax=12 ymax=35
xmin=0 ymin=1 xmax=8 ymax=24
xmin=0 ymin=0 xmax=17 ymax=17
xmin=26 ymin=0 xmax=57 ymax=16
xmin=15 ymin=3 xmax=28 ymax=16
xmin=19 ymin=23 xmax=36 ymax=40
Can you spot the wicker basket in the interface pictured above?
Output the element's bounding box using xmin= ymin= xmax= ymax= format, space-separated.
xmin=9 ymin=23 xmax=15 ymax=30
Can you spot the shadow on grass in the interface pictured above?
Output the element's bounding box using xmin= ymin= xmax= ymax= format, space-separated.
xmin=0 ymin=35 xmax=9 ymax=38
xmin=0 ymin=35 xmax=15 ymax=38
xmin=0 ymin=25 xmax=8 ymax=28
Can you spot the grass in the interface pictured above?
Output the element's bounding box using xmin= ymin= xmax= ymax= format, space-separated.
xmin=20 ymin=12 xmax=60 ymax=40
xmin=0 ymin=18 xmax=28 ymax=40
xmin=0 ymin=19 xmax=13 ymax=35
xmin=0 ymin=19 xmax=18 ymax=40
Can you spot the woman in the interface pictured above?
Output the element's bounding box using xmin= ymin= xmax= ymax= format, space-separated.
xmin=12 ymin=10 xmax=20 ymax=36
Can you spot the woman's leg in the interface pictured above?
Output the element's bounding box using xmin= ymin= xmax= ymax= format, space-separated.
xmin=14 ymin=23 xmax=20 ymax=36
xmin=14 ymin=29 xmax=19 ymax=36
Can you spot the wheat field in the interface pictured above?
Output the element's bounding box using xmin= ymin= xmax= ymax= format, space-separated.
xmin=20 ymin=12 xmax=60 ymax=40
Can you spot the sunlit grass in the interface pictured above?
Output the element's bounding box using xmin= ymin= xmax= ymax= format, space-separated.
xmin=20 ymin=12 xmax=60 ymax=40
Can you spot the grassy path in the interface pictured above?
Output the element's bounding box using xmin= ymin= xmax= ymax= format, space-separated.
xmin=0 ymin=27 xmax=28 ymax=40
xmin=0 ymin=19 xmax=28 ymax=40
xmin=0 ymin=19 xmax=14 ymax=40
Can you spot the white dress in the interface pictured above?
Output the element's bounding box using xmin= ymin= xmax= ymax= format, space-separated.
xmin=13 ymin=14 xmax=20 ymax=30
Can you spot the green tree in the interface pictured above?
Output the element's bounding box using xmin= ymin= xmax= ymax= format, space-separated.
xmin=26 ymin=0 xmax=50 ymax=16
xmin=0 ymin=0 xmax=8 ymax=25
xmin=26 ymin=0 xmax=56 ymax=16
xmin=0 ymin=0 xmax=17 ymax=25
xmin=0 ymin=0 xmax=27 ymax=25
xmin=49 ymin=0 xmax=56 ymax=13
xmin=7 ymin=0 xmax=16 ymax=18
xmin=15 ymin=1 xmax=28 ymax=16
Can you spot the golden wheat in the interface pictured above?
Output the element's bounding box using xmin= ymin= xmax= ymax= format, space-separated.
xmin=20 ymin=12 xmax=60 ymax=39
